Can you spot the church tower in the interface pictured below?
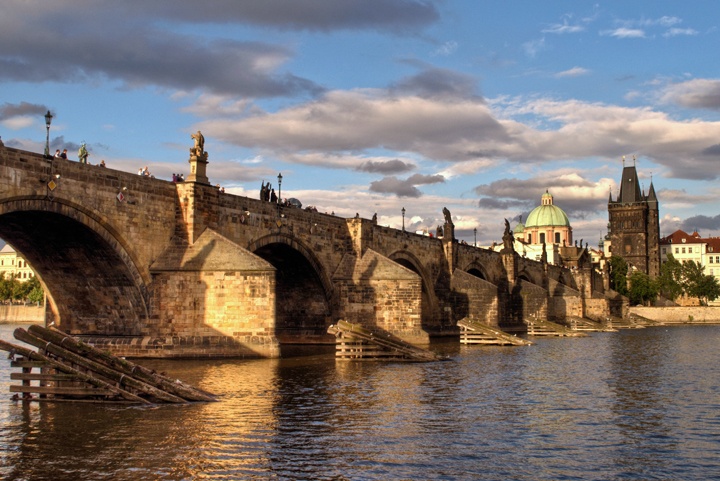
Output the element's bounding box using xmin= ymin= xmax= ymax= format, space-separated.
xmin=607 ymin=157 xmax=660 ymax=277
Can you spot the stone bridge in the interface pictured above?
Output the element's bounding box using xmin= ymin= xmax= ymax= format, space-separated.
xmin=0 ymin=146 xmax=619 ymax=358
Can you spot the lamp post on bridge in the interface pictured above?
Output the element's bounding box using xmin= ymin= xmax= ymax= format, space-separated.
xmin=277 ymin=172 xmax=282 ymax=204
xmin=402 ymin=207 xmax=406 ymax=232
xmin=474 ymin=227 xmax=477 ymax=247
xmin=44 ymin=110 xmax=53 ymax=158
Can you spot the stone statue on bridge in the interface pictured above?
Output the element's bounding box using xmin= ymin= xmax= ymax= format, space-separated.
xmin=191 ymin=131 xmax=205 ymax=156
xmin=443 ymin=207 xmax=454 ymax=227
xmin=187 ymin=130 xmax=209 ymax=183
xmin=78 ymin=142 xmax=89 ymax=164
xmin=501 ymin=218 xmax=515 ymax=253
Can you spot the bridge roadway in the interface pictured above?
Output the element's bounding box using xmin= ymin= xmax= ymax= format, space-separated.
xmin=0 ymin=146 xmax=621 ymax=358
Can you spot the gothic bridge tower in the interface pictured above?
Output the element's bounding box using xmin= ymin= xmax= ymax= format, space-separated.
xmin=607 ymin=157 xmax=660 ymax=278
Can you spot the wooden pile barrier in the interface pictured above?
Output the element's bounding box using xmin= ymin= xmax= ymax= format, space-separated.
xmin=327 ymin=320 xmax=442 ymax=362
xmin=525 ymin=317 xmax=588 ymax=337
xmin=457 ymin=318 xmax=533 ymax=346
xmin=0 ymin=325 xmax=217 ymax=404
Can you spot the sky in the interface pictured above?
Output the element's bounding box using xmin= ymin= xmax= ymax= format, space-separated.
xmin=2 ymin=0 xmax=720 ymax=247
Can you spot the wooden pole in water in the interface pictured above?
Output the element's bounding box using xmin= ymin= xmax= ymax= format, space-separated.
xmin=28 ymin=325 xmax=216 ymax=402
xmin=14 ymin=328 xmax=187 ymax=404
xmin=0 ymin=339 xmax=150 ymax=404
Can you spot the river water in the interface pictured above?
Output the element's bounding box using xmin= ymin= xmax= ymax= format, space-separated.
xmin=0 ymin=323 xmax=719 ymax=481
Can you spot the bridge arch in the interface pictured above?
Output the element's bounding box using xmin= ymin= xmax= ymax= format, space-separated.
xmin=462 ymin=260 xmax=489 ymax=281
xmin=517 ymin=269 xmax=541 ymax=286
xmin=248 ymin=233 xmax=334 ymax=343
xmin=0 ymin=197 xmax=149 ymax=334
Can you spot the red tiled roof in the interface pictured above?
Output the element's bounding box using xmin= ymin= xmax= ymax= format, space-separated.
xmin=660 ymin=229 xmax=702 ymax=245
xmin=661 ymin=229 xmax=720 ymax=252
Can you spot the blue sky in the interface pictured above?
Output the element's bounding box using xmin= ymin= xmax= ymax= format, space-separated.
xmin=2 ymin=1 xmax=720 ymax=246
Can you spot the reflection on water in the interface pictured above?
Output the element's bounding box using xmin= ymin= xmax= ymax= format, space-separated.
xmin=1 ymin=323 xmax=720 ymax=480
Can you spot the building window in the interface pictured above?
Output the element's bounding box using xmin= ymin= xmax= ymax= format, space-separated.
xmin=540 ymin=233 xmax=546 ymax=244
xmin=682 ymin=248 xmax=686 ymax=254
xmin=527 ymin=234 xmax=532 ymax=244
xmin=675 ymin=247 xmax=679 ymax=254
xmin=555 ymin=232 xmax=561 ymax=244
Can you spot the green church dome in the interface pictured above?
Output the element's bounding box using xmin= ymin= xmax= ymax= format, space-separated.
xmin=525 ymin=190 xmax=570 ymax=228
xmin=514 ymin=222 xmax=525 ymax=233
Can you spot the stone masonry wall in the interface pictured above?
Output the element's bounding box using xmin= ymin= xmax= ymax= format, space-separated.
xmin=630 ymin=306 xmax=720 ymax=324
xmin=513 ymin=279 xmax=548 ymax=324
xmin=450 ymin=269 xmax=500 ymax=326
xmin=0 ymin=305 xmax=45 ymax=323
xmin=150 ymin=270 xmax=279 ymax=358
xmin=547 ymin=279 xmax=582 ymax=320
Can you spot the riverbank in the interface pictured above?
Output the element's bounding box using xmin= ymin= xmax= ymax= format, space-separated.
xmin=630 ymin=306 xmax=720 ymax=324
xmin=0 ymin=305 xmax=44 ymax=324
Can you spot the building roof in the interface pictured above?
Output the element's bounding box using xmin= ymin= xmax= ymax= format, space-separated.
xmin=610 ymin=159 xmax=658 ymax=208
xmin=659 ymin=229 xmax=702 ymax=245
xmin=660 ymin=229 xmax=720 ymax=254
xmin=525 ymin=190 xmax=570 ymax=228
xmin=707 ymin=238 xmax=720 ymax=254
xmin=616 ymin=164 xmax=643 ymax=204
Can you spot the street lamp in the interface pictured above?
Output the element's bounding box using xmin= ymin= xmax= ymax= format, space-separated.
xmin=277 ymin=172 xmax=282 ymax=204
xmin=474 ymin=227 xmax=477 ymax=247
xmin=402 ymin=207 xmax=406 ymax=232
xmin=44 ymin=110 xmax=53 ymax=158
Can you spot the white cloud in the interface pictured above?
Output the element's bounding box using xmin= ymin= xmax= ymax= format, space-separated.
xmin=1 ymin=116 xmax=35 ymax=130
xmin=431 ymin=41 xmax=458 ymax=57
xmin=660 ymin=79 xmax=720 ymax=110
xmin=555 ymin=67 xmax=590 ymax=78
xmin=542 ymin=23 xmax=584 ymax=34
xmin=604 ymin=28 xmax=646 ymax=38
xmin=522 ymin=38 xmax=546 ymax=57
xmin=663 ymin=27 xmax=698 ymax=37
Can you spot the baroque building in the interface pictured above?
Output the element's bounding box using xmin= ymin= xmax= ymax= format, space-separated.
xmin=518 ymin=190 xmax=572 ymax=247
xmin=0 ymin=244 xmax=36 ymax=282
xmin=488 ymin=190 xmax=584 ymax=266
xmin=607 ymin=158 xmax=660 ymax=277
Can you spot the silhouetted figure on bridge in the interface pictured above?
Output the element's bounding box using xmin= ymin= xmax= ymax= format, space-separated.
xmin=443 ymin=207 xmax=454 ymax=227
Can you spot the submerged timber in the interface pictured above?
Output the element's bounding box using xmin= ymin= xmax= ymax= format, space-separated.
xmin=0 ymin=325 xmax=216 ymax=403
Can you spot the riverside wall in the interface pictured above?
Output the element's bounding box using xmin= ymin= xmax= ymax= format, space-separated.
xmin=0 ymin=305 xmax=45 ymax=324
xmin=630 ymin=306 xmax=720 ymax=324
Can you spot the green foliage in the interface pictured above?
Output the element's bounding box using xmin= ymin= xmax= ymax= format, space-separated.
xmin=656 ymin=254 xmax=683 ymax=301
xmin=628 ymin=271 xmax=658 ymax=306
xmin=25 ymin=277 xmax=45 ymax=304
xmin=608 ymin=256 xmax=628 ymax=296
xmin=0 ymin=273 xmax=44 ymax=304
xmin=0 ymin=273 xmax=13 ymax=300
xmin=682 ymin=260 xmax=720 ymax=305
